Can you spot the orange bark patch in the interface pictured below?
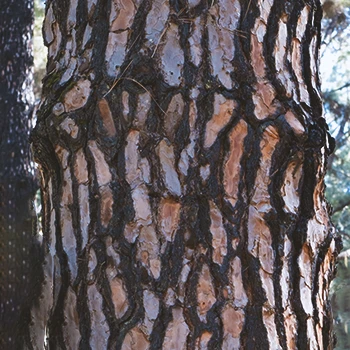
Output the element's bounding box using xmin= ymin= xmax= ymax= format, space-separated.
xmin=222 ymin=305 xmax=245 ymax=338
xmin=109 ymin=276 xmax=128 ymax=318
xmin=256 ymin=82 xmax=275 ymax=107
xmin=223 ymin=120 xmax=248 ymax=207
xmin=197 ymin=264 xmax=216 ymax=321
xmin=122 ymin=327 xmax=150 ymax=350
xmin=204 ymin=95 xmax=236 ymax=148
xmin=251 ymin=34 xmax=265 ymax=78
xmin=74 ymin=148 xmax=88 ymax=184
xmin=110 ymin=0 xmax=135 ymax=31
xmin=285 ymin=111 xmax=305 ymax=135
xmin=100 ymin=186 xmax=113 ymax=227
xmin=195 ymin=331 xmax=212 ymax=350
xmin=98 ymin=99 xmax=116 ymax=137
xmin=251 ymin=125 xmax=279 ymax=211
xmin=159 ymin=199 xmax=181 ymax=241
xmin=252 ymin=82 xmax=277 ymax=120
xmin=141 ymin=251 xmax=149 ymax=264
xmin=251 ymin=29 xmax=279 ymax=119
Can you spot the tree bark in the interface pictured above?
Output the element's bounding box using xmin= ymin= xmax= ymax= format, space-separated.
xmin=26 ymin=0 xmax=340 ymax=348
xmin=0 ymin=0 xmax=38 ymax=348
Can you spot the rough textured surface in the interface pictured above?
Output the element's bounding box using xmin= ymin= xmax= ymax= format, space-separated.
xmin=24 ymin=0 xmax=340 ymax=348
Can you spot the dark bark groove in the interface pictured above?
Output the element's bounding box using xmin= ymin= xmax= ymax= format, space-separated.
xmin=23 ymin=0 xmax=340 ymax=348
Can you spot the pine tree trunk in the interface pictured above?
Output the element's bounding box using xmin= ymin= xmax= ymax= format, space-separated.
xmin=26 ymin=0 xmax=340 ymax=348
xmin=0 ymin=1 xmax=38 ymax=348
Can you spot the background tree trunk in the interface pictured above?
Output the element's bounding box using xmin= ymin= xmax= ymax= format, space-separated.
xmin=25 ymin=0 xmax=340 ymax=348
xmin=0 ymin=0 xmax=38 ymax=348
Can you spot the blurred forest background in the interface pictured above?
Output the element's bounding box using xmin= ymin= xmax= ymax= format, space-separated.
xmin=321 ymin=1 xmax=350 ymax=348
xmin=31 ymin=0 xmax=350 ymax=348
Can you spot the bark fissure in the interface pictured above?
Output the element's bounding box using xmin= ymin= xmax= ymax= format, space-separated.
xmin=25 ymin=0 xmax=340 ymax=348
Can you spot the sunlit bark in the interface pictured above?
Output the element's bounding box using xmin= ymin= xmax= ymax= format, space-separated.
xmin=24 ymin=0 xmax=340 ymax=348
xmin=0 ymin=0 xmax=38 ymax=348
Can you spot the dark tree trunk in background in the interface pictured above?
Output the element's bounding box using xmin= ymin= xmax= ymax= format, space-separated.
xmin=24 ymin=0 xmax=340 ymax=348
xmin=0 ymin=0 xmax=38 ymax=348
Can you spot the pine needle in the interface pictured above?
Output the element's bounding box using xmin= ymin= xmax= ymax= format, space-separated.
xmin=244 ymin=0 xmax=252 ymax=20
xmin=103 ymin=59 xmax=134 ymax=98
xmin=104 ymin=74 xmax=166 ymax=115
xmin=122 ymin=77 xmax=166 ymax=115
xmin=226 ymin=28 xmax=247 ymax=39
xmin=177 ymin=7 xmax=186 ymax=16
xmin=151 ymin=24 xmax=169 ymax=58
xmin=128 ymin=32 xmax=142 ymax=51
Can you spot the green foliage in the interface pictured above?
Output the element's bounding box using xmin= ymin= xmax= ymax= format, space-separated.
xmin=322 ymin=1 xmax=350 ymax=348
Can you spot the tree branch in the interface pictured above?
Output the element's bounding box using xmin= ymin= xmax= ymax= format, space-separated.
xmin=332 ymin=198 xmax=350 ymax=214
